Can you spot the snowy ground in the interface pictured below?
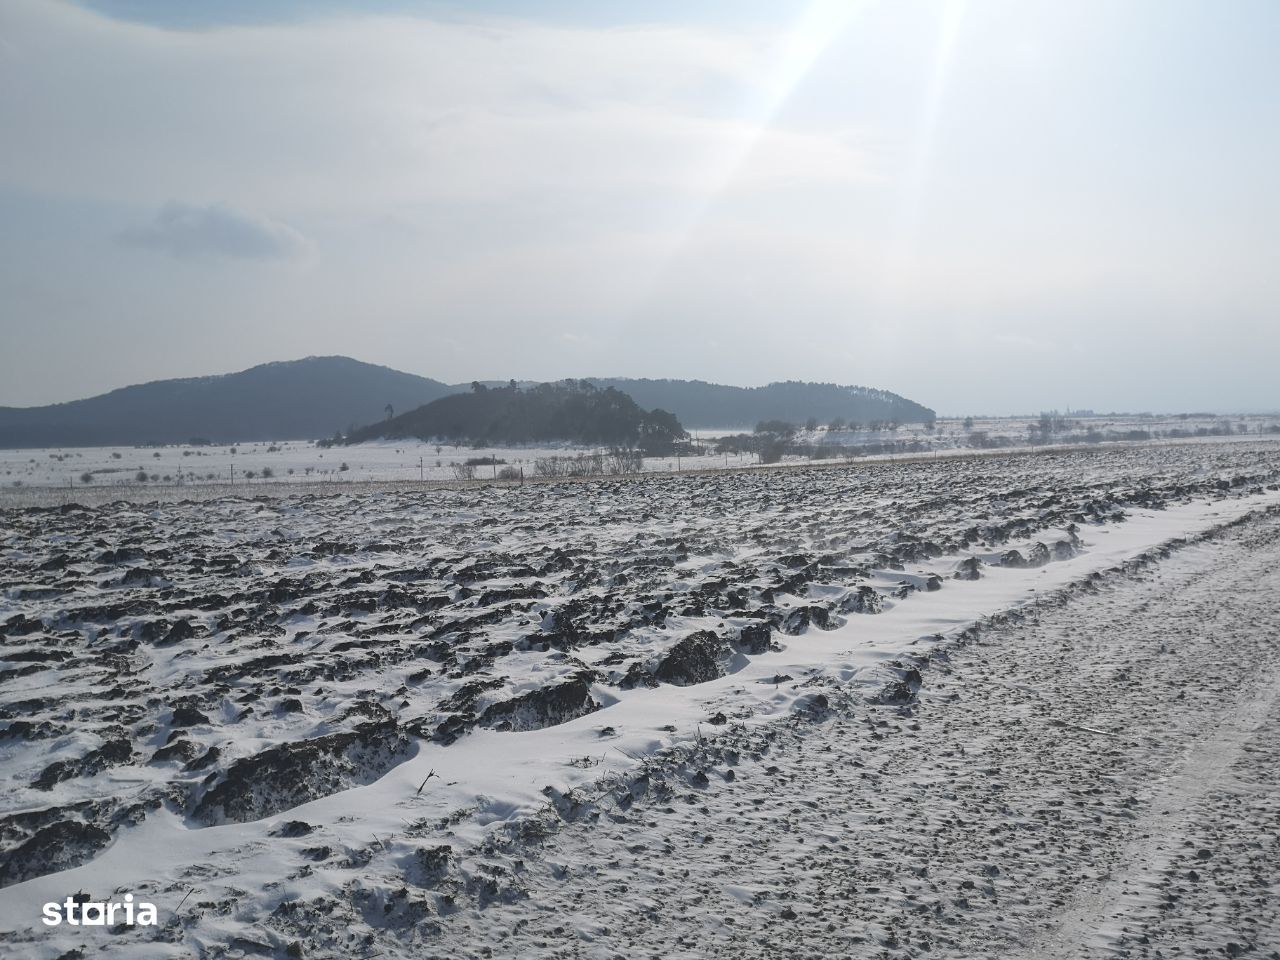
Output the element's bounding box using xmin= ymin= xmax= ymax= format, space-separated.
xmin=2 ymin=414 xmax=1277 ymax=498
xmin=0 ymin=440 xmax=1279 ymax=957
xmin=407 ymin=508 xmax=1280 ymax=959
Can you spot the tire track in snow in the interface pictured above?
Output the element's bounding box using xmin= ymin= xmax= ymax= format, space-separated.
xmin=1025 ymin=663 xmax=1280 ymax=958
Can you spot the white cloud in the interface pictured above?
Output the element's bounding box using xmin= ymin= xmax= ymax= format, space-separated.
xmin=0 ymin=1 xmax=874 ymax=218
xmin=1 ymin=0 xmax=1277 ymax=414
xmin=119 ymin=201 xmax=308 ymax=260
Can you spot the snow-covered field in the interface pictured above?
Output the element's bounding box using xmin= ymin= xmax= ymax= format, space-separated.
xmin=1 ymin=438 xmax=1280 ymax=957
xmin=2 ymin=413 xmax=1276 ymax=498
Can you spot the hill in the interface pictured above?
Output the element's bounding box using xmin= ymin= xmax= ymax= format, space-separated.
xmin=0 ymin=357 xmax=457 ymax=448
xmin=343 ymin=380 xmax=686 ymax=453
xmin=586 ymin=379 xmax=935 ymax=429
xmin=0 ymin=358 xmax=935 ymax=449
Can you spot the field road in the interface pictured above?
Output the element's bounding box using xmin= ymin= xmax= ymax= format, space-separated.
xmin=417 ymin=510 xmax=1280 ymax=959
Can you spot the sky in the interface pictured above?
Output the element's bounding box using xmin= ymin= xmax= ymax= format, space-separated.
xmin=1 ymin=0 xmax=1278 ymax=414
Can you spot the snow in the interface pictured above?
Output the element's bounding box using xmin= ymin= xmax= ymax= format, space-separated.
xmin=3 ymin=414 xmax=1277 ymax=501
xmin=1 ymin=438 xmax=1279 ymax=956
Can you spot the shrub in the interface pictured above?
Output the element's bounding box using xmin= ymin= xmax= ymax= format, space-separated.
xmin=758 ymin=440 xmax=786 ymax=464
xmin=79 ymin=472 xmax=93 ymax=484
xmin=451 ymin=462 xmax=476 ymax=480
xmin=606 ymin=448 xmax=643 ymax=474
xmin=261 ymin=467 xmax=274 ymax=478
xmin=136 ymin=471 xmax=149 ymax=482
xmin=497 ymin=466 xmax=521 ymax=481
xmin=529 ymin=451 xmax=647 ymax=478
xmin=339 ymin=462 xmax=350 ymax=472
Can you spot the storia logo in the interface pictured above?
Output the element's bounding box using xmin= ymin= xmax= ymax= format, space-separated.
xmin=42 ymin=894 xmax=158 ymax=927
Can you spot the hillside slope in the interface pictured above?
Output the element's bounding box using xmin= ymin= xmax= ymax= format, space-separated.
xmin=0 ymin=357 xmax=458 ymax=447
xmin=345 ymin=380 xmax=686 ymax=452
xmin=0 ymin=360 xmax=935 ymax=449
xmin=589 ymin=378 xmax=934 ymax=428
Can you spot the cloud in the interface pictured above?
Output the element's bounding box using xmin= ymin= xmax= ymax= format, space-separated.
xmin=118 ymin=201 xmax=308 ymax=260
xmin=3 ymin=0 xmax=1278 ymax=415
xmin=0 ymin=1 xmax=873 ymax=218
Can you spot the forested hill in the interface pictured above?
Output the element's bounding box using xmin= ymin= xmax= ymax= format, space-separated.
xmin=585 ymin=379 xmax=935 ymax=429
xmin=0 ymin=357 xmax=456 ymax=448
xmin=0 ymin=357 xmax=932 ymax=448
xmin=343 ymin=380 xmax=686 ymax=452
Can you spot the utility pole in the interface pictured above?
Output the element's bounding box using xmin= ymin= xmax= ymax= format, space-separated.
xmin=419 ymin=457 xmax=424 ymax=482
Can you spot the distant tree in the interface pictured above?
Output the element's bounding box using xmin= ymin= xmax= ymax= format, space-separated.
xmin=341 ymin=380 xmax=688 ymax=452
xmin=385 ymin=404 xmax=394 ymax=420
xmin=963 ymin=416 xmax=974 ymax=431
xmin=638 ymin=408 xmax=686 ymax=455
xmin=804 ymin=417 xmax=819 ymax=432
xmin=755 ymin=420 xmax=797 ymax=437
xmin=828 ymin=417 xmax=846 ymax=432
xmin=758 ymin=439 xmax=786 ymax=464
